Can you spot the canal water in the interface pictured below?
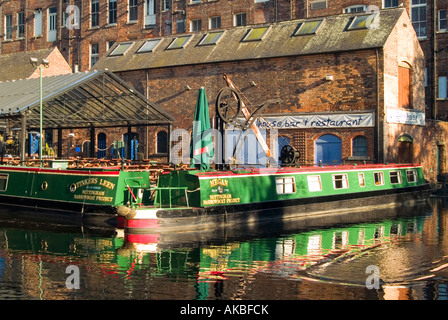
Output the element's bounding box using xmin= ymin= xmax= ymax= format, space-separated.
xmin=1 ymin=197 xmax=448 ymax=302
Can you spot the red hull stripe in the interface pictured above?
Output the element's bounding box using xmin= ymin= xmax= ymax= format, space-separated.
xmin=125 ymin=218 xmax=159 ymax=229
xmin=0 ymin=166 xmax=121 ymax=176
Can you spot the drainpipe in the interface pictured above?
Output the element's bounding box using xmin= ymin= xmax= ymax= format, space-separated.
xmin=432 ymin=0 xmax=437 ymax=119
xmin=376 ymin=48 xmax=381 ymax=163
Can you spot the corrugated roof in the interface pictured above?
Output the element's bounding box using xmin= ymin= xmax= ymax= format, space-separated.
xmin=93 ymin=8 xmax=405 ymax=72
xmin=0 ymin=70 xmax=173 ymax=129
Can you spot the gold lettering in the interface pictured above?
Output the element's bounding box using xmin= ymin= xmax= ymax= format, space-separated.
xmin=95 ymin=196 xmax=113 ymax=202
xmin=99 ymin=179 xmax=115 ymax=190
xmin=209 ymin=178 xmax=229 ymax=188
xmin=82 ymin=190 xmax=105 ymax=196
xmin=75 ymin=178 xmax=98 ymax=189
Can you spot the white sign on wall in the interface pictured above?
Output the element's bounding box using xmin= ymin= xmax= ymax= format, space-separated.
xmin=254 ymin=112 xmax=375 ymax=129
xmin=386 ymin=109 xmax=425 ymax=126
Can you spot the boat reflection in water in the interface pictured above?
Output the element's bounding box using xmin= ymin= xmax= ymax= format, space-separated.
xmin=1 ymin=198 xmax=448 ymax=300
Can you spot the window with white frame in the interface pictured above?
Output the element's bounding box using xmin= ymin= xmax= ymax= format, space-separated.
xmin=34 ymin=9 xmax=42 ymax=37
xmin=209 ymin=16 xmax=221 ymax=29
xmin=90 ymin=43 xmax=99 ymax=67
xmin=129 ymin=0 xmax=138 ymax=22
xmin=406 ymin=169 xmax=418 ymax=183
xmin=108 ymin=0 xmax=117 ymax=24
xmin=344 ymin=5 xmax=367 ymax=13
xmin=5 ymin=14 xmax=12 ymax=40
xmin=411 ymin=0 xmax=427 ymax=38
xmin=307 ymin=175 xmax=322 ymax=192
xmin=439 ymin=10 xmax=447 ymax=31
xmin=191 ymin=19 xmax=202 ymax=32
xmin=374 ymin=172 xmax=385 ymax=186
xmin=17 ymin=12 xmax=25 ymax=39
xmin=332 ymin=174 xmax=349 ymax=190
xmin=91 ymin=0 xmax=99 ymax=27
xmin=48 ymin=7 xmax=57 ymax=42
xmin=163 ymin=0 xmax=170 ymax=11
xmin=358 ymin=173 xmax=366 ymax=187
xmin=310 ymin=0 xmax=327 ymax=10
xmin=389 ymin=171 xmax=402 ymax=184
xmin=145 ymin=0 xmax=156 ymax=26
xmin=234 ymin=12 xmax=246 ymax=27
xmin=276 ymin=177 xmax=296 ymax=194
xmin=383 ymin=0 xmax=399 ymax=8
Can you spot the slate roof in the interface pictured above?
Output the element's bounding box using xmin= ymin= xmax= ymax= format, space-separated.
xmin=93 ymin=8 xmax=406 ymax=72
xmin=0 ymin=48 xmax=56 ymax=82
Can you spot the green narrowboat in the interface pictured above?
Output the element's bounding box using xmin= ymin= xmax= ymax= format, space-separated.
xmin=120 ymin=163 xmax=432 ymax=232
xmin=0 ymin=161 xmax=432 ymax=232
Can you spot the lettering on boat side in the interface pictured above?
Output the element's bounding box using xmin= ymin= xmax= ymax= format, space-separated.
xmin=72 ymin=178 xmax=115 ymax=190
xmin=203 ymin=194 xmax=241 ymax=205
xmin=209 ymin=178 xmax=228 ymax=188
xmin=70 ymin=178 xmax=116 ymax=202
xmin=204 ymin=178 xmax=240 ymax=205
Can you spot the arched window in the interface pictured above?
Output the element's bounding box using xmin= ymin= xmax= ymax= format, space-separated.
xmin=344 ymin=5 xmax=367 ymax=13
xmin=352 ymin=136 xmax=368 ymax=157
xmin=156 ymin=131 xmax=168 ymax=154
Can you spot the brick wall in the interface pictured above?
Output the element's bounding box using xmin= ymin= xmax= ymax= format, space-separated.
xmin=117 ymin=48 xmax=381 ymax=165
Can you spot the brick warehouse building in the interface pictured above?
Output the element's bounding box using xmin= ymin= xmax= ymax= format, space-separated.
xmin=90 ymin=9 xmax=435 ymax=177
xmin=0 ymin=0 xmax=445 ymax=121
xmin=0 ymin=0 xmax=445 ymax=182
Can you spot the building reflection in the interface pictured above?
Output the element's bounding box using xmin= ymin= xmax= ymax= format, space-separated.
xmin=0 ymin=199 xmax=448 ymax=300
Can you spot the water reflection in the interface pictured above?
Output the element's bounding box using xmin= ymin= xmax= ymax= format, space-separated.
xmin=1 ymin=198 xmax=448 ymax=300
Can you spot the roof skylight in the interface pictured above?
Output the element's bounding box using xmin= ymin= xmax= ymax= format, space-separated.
xmin=347 ymin=14 xmax=376 ymax=30
xmin=166 ymin=35 xmax=192 ymax=50
xmin=137 ymin=39 xmax=161 ymax=53
xmin=109 ymin=42 xmax=133 ymax=56
xmin=242 ymin=26 xmax=270 ymax=42
xmin=198 ymin=31 xmax=224 ymax=46
xmin=294 ymin=19 xmax=324 ymax=36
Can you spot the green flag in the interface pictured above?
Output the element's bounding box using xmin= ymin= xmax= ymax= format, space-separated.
xmin=190 ymin=87 xmax=214 ymax=170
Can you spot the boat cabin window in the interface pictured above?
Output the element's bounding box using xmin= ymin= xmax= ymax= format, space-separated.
xmin=374 ymin=172 xmax=384 ymax=186
xmin=276 ymin=177 xmax=296 ymax=194
xmin=0 ymin=174 xmax=8 ymax=191
xmin=358 ymin=173 xmax=365 ymax=187
xmin=406 ymin=169 xmax=418 ymax=183
xmin=307 ymin=175 xmax=322 ymax=192
xmin=389 ymin=171 xmax=402 ymax=184
xmin=333 ymin=174 xmax=349 ymax=189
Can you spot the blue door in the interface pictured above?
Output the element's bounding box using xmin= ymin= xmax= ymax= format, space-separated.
xmin=315 ymin=134 xmax=341 ymax=165
xmin=97 ymin=132 xmax=106 ymax=159
xmin=29 ymin=133 xmax=39 ymax=156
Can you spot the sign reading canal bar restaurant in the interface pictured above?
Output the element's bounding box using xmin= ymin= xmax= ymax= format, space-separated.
xmin=255 ymin=112 xmax=375 ymax=129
